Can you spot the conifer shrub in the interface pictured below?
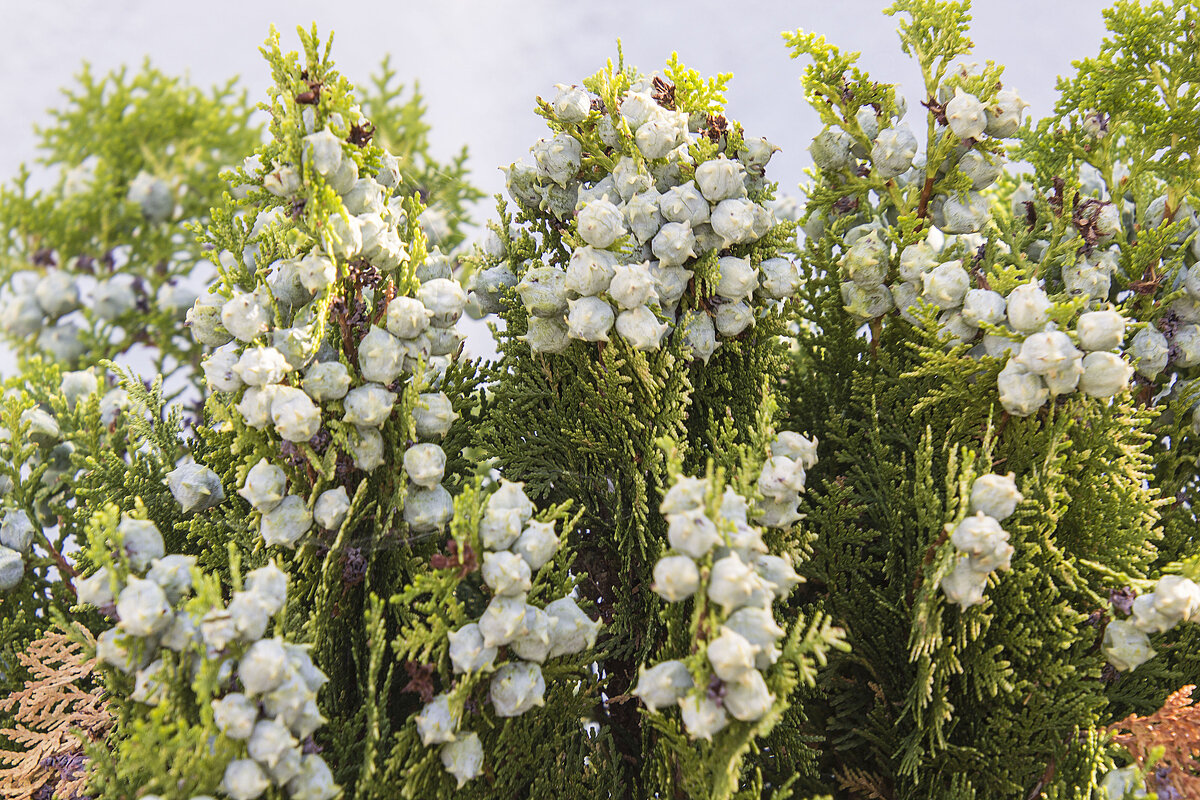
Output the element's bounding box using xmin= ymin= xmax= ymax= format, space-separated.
xmin=1 ymin=4 xmax=1199 ymax=799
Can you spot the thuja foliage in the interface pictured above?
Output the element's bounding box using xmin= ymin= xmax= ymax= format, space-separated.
xmin=0 ymin=53 xmax=479 ymax=401
xmin=0 ymin=359 xmax=142 ymax=717
xmin=0 ymin=22 xmax=483 ymax=738
xmin=783 ymin=0 xmax=1200 ymax=797
xmin=464 ymin=46 xmax=844 ymax=798
xmin=0 ymin=4 xmax=1199 ymax=800
xmin=0 ymin=63 xmax=258 ymax=398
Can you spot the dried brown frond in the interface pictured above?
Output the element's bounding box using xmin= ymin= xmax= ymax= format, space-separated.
xmin=651 ymin=76 xmax=676 ymax=110
xmin=1106 ymin=685 xmax=1200 ymax=799
xmin=0 ymin=628 xmax=112 ymax=800
xmin=834 ymin=766 xmax=894 ymax=799
xmin=430 ymin=538 xmax=478 ymax=579
xmin=400 ymin=661 xmax=436 ymax=704
xmin=701 ymin=113 xmax=728 ymax=143
xmin=347 ymin=121 xmax=375 ymax=147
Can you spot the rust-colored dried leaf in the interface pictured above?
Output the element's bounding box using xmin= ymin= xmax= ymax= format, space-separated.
xmin=0 ymin=629 xmax=112 ymax=800
xmin=1106 ymin=685 xmax=1200 ymax=799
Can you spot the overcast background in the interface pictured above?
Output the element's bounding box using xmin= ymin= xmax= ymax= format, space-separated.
xmin=0 ymin=1 xmax=1111 ymax=371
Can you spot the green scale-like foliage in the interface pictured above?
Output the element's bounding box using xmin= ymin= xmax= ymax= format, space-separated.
xmin=0 ymin=360 xmax=150 ymax=728
xmin=782 ymin=1 xmax=1200 ymax=797
xmin=6 ymin=25 xmax=489 ymax=800
xmin=478 ymin=313 xmax=699 ymax=792
xmin=469 ymin=50 xmax=812 ymax=796
xmin=177 ymin=28 xmax=467 ymax=797
xmin=0 ymin=47 xmax=480 ymax=401
xmin=792 ymin=313 xmax=1180 ymax=797
xmin=1012 ymin=0 xmax=1200 ymax=620
xmin=1011 ymin=0 xmax=1200 ymax=610
xmin=0 ymin=63 xmax=259 ymax=396
xmin=3 ymin=4 xmax=1200 ymax=800
xmin=629 ymin=446 xmax=846 ymax=800
xmin=365 ymin=479 xmax=619 ymax=800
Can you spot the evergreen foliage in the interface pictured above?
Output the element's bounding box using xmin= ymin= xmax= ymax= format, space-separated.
xmin=0 ymin=4 xmax=1198 ymax=800
xmin=0 ymin=54 xmax=479 ymax=401
xmin=783 ymin=0 xmax=1200 ymax=796
xmin=0 ymin=359 xmax=138 ymax=717
xmin=466 ymin=47 xmax=845 ymax=798
xmin=0 ymin=64 xmax=258 ymax=397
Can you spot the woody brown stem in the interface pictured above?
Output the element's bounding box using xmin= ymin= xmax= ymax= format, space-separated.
xmin=916 ymin=174 xmax=936 ymax=220
xmin=38 ymin=529 xmax=78 ymax=594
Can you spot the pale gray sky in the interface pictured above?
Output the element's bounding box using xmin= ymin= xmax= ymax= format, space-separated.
xmin=1 ymin=0 xmax=1111 ymax=369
